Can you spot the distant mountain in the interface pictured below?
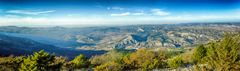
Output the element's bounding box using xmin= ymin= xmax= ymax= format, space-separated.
xmin=0 ymin=33 xmax=106 ymax=59
xmin=89 ymin=22 xmax=240 ymax=49
xmin=0 ymin=22 xmax=239 ymax=50
xmin=0 ymin=33 xmax=56 ymax=56
xmin=0 ymin=32 xmax=78 ymax=48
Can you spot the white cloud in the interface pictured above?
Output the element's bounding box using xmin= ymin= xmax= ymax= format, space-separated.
xmin=151 ymin=9 xmax=170 ymax=16
xmin=110 ymin=12 xmax=145 ymax=16
xmin=0 ymin=17 xmax=144 ymax=27
xmin=110 ymin=12 xmax=130 ymax=16
xmin=107 ymin=7 xmax=124 ymax=10
xmin=159 ymin=15 xmax=240 ymax=22
xmin=66 ymin=14 xmax=81 ymax=17
xmin=4 ymin=14 xmax=21 ymax=18
xmin=132 ymin=12 xmax=145 ymax=16
xmin=109 ymin=8 xmax=170 ymax=16
xmin=6 ymin=10 xmax=56 ymax=15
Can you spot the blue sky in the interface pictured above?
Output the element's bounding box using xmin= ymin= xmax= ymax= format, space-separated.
xmin=0 ymin=0 xmax=240 ymax=27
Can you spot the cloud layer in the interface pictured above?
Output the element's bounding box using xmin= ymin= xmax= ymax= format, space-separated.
xmin=109 ymin=9 xmax=170 ymax=16
xmin=151 ymin=9 xmax=170 ymax=16
xmin=0 ymin=7 xmax=239 ymax=27
xmin=110 ymin=12 xmax=130 ymax=16
xmin=1 ymin=14 xmax=239 ymax=27
xmin=6 ymin=10 xmax=56 ymax=15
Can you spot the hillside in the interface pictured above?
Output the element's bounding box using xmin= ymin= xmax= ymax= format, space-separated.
xmin=0 ymin=33 xmax=106 ymax=59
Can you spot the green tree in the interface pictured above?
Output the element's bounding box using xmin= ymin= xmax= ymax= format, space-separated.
xmin=19 ymin=50 xmax=55 ymax=71
xmin=167 ymin=55 xmax=184 ymax=69
xmin=70 ymin=54 xmax=89 ymax=68
xmin=204 ymin=33 xmax=240 ymax=71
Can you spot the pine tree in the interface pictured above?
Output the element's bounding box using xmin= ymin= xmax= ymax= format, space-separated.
xmin=19 ymin=50 xmax=55 ymax=71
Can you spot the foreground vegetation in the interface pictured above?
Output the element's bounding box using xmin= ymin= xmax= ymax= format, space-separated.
xmin=0 ymin=33 xmax=240 ymax=71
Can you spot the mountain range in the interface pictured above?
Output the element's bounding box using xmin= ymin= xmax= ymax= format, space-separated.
xmin=0 ymin=22 xmax=239 ymax=58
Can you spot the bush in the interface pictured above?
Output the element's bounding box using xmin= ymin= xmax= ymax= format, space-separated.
xmin=128 ymin=49 xmax=155 ymax=70
xmin=90 ymin=50 xmax=124 ymax=66
xmin=156 ymin=48 xmax=171 ymax=68
xmin=181 ymin=49 xmax=193 ymax=65
xmin=122 ymin=48 xmax=167 ymax=70
xmin=0 ymin=56 xmax=17 ymax=71
xmin=94 ymin=61 xmax=123 ymax=71
xmin=9 ymin=56 xmax=25 ymax=70
xmin=50 ymin=56 xmax=67 ymax=70
xmin=90 ymin=50 xmax=126 ymax=70
xmin=167 ymin=55 xmax=184 ymax=69
xmin=192 ymin=45 xmax=207 ymax=64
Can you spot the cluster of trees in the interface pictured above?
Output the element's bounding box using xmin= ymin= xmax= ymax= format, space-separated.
xmin=192 ymin=33 xmax=240 ymax=71
xmin=0 ymin=33 xmax=239 ymax=71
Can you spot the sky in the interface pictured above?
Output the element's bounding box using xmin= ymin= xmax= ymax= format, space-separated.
xmin=0 ymin=0 xmax=240 ymax=27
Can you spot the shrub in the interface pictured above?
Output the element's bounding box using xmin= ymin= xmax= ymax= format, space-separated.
xmin=94 ymin=61 xmax=123 ymax=71
xmin=167 ymin=55 xmax=184 ymax=69
xmin=90 ymin=50 xmax=124 ymax=66
xmin=50 ymin=56 xmax=67 ymax=70
xmin=9 ymin=56 xmax=25 ymax=70
xmin=90 ymin=50 xmax=126 ymax=70
xmin=192 ymin=45 xmax=207 ymax=64
xmin=129 ymin=49 xmax=155 ymax=70
xmin=122 ymin=48 xmax=167 ymax=70
xmin=0 ymin=56 xmax=16 ymax=71
xmin=181 ymin=49 xmax=194 ymax=65
xmin=156 ymin=48 xmax=171 ymax=68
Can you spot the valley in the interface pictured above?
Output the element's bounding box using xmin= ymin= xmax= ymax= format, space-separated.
xmin=0 ymin=22 xmax=239 ymax=58
xmin=1 ymin=23 xmax=239 ymax=50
